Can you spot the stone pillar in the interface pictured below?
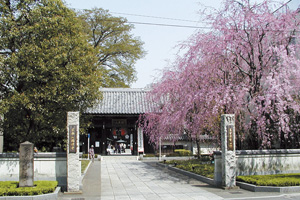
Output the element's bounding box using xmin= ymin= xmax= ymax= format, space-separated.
xmin=213 ymin=151 xmax=222 ymax=186
xmin=0 ymin=114 xmax=3 ymax=153
xmin=19 ymin=141 xmax=34 ymax=187
xmin=133 ymin=128 xmax=138 ymax=155
xmin=221 ymin=114 xmax=236 ymax=188
xmin=67 ymin=112 xmax=81 ymax=193
xmin=137 ymin=127 xmax=144 ymax=154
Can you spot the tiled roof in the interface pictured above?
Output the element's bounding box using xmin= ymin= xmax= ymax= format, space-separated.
xmin=85 ymin=88 xmax=152 ymax=115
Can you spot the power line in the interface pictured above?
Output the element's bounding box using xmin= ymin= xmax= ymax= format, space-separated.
xmin=124 ymin=21 xmax=210 ymax=29
xmin=73 ymin=7 xmax=300 ymax=31
xmin=73 ymin=7 xmax=199 ymax=24
xmin=272 ymin=0 xmax=292 ymax=13
xmin=110 ymin=11 xmax=199 ymax=23
xmin=111 ymin=19 xmax=300 ymax=33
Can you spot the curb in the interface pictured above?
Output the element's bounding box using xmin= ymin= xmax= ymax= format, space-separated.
xmin=79 ymin=160 xmax=92 ymax=190
xmin=236 ymin=181 xmax=300 ymax=193
xmin=156 ymin=162 xmax=216 ymax=186
xmin=0 ymin=187 xmax=61 ymax=200
xmin=157 ymin=163 xmax=300 ymax=193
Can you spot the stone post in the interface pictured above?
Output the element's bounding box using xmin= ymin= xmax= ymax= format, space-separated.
xmin=0 ymin=114 xmax=3 ymax=153
xmin=221 ymin=114 xmax=236 ymax=188
xmin=19 ymin=141 xmax=34 ymax=187
xmin=213 ymin=151 xmax=222 ymax=186
xmin=67 ymin=111 xmax=81 ymax=193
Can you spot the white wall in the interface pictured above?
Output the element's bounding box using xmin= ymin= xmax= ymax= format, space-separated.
xmin=0 ymin=153 xmax=67 ymax=188
xmin=214 ymin=149 xmax=300 ymax=186
xmin=162 ymin=140 xmax=218 ymax=155
xmin=236 ymin=150 xmax=300 ymax=176
xmin=214 ymin=149 xmax=300 ymax=177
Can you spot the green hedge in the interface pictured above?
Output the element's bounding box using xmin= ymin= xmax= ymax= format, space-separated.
xmin=164 ymin=159 xmax=214 ymax=179
xmin=82 ymin=154 xmax=98 ymax=159
xmin=237 ymin=174 xmax=300 ymax=186
xmin=173 ymin=149 xmax=192 ymax=156
xmin=0 ymin=181 xmax=58 ymax=196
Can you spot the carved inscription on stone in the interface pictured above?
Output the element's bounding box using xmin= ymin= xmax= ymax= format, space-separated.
xmin=19 ymin=141 xmax=34 ymax=187
xmin=69 ymin=125 xmax=77 ymax=153
xmin=227 ymin=125 xmax=234 ymax=151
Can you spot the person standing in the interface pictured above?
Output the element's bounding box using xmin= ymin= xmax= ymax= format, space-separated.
xmin=34 ymin=147 xmax=38 ymax=154
xmin=89 ymin=145 xmax=95 ymax=162
xmin=117 ymin=144 xmax=121 ymax=154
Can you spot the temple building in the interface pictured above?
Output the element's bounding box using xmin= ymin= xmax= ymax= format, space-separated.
xmin=80 ymin=88 xmax=154 ymax=155
xmin=80 ymin=88 xmax=218 ymax=156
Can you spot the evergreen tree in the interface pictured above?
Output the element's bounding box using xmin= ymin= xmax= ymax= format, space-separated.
xmin=0 ymin=0 xmax=102 ymax=151
xmin=78 ymin=8 xmax=145 ymax=87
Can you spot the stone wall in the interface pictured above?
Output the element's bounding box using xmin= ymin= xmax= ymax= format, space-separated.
xmin=214 ymin=149 xmax=300 ymax=179
xmin=0 ymin=152 xmax=67 ymax=189
xmin=235 ymin=149 xmax=300 ymax=176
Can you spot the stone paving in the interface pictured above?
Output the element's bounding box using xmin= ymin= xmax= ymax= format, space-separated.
xmin=58 ymin=156 xmax=300 ymax=200
xmin=101 ymin=156 xmax=223 ymax=200
xmin=58 ymin=160 xmax=101 ymax=200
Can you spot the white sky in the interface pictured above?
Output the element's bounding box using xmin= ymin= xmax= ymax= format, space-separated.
xmin=63 ymin=0 xmax=299 ymax=88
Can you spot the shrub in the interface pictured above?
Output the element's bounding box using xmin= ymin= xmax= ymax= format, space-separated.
xmin=167 ymin=152 xmax=180 ymax=157
xmin=82 ymin=154 xmax=88 ymax=159
xmin=81 ymin=154 xmax=98 ymax=159
xmin=237 ymin=174 xmax=300 ymax=186
xmin=0 ymin=181 xmax=58 ymax=196
xmin=199 ymin=155 xmax=213 ymax=162
xmin=174 ymin=149 xmax=192 ymax=156
xmin=162 ymin=159 xmax=214 ymax=178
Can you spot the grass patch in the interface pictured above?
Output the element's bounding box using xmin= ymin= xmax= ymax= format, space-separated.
xmin=237 ymin=174 xmax=300 ymax=187
xmin=0 ymin=181 xmax=58 ymax=196
xmin=164 ymin=159 xmax=214 ymax=179
xmin=81 ymin=160 xmax=90 ymax=174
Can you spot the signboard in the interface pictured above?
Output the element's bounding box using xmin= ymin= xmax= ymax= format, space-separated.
xmin=95 ymin=141 xmax=100 ymax=147
xmin=112 ymin=119 xmax=127 ymax=127
xmin=69 ymin=125 xmax=77 ymax=153
xmin=138 ymin=128 xmax=144 ymax=153
xmin=227 ymin=125 xmax=234 ymax=151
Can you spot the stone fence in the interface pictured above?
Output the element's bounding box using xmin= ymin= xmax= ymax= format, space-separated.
xmin=0 ymin=152 xmax=67 ymax=190
xmin=214 ymin=149 xmax=300 ymax=186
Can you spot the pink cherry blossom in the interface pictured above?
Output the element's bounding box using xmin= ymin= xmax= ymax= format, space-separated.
xmin=141 ymin=0 xmax=300 ymax=151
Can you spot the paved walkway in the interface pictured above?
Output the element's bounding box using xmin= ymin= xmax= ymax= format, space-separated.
xmin=58 ymin=156 xmax=300 ymax=200
xmin=101 ymin=156 xmax=222 ymax=200
xmin=58 ymin=160 xmax=101 ymax=200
